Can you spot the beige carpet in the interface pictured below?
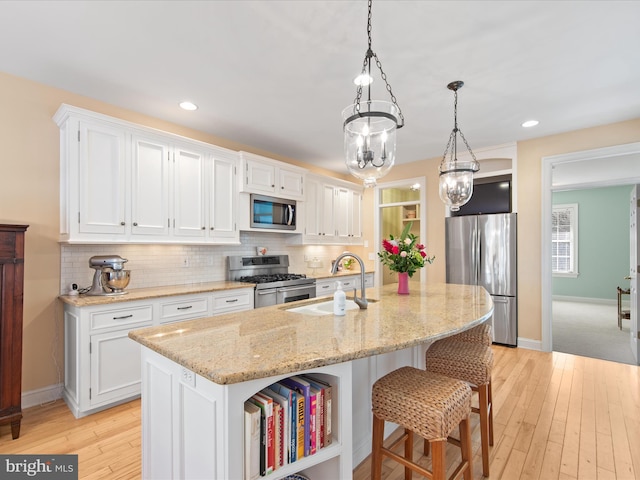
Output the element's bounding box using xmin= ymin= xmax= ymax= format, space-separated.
xmin=552 ymin=300 xmax=636 ymax=365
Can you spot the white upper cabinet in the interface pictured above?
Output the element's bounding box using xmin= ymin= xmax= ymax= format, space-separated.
xmin=208 ymin=151 xmax=238 ymax=242
xmin=77 ymin=121 xmax=127 ymax=235
xmin=239 ymin=151 xmax=306 ymax=200
xmin=55 ymin=104 xmax=239 ymax=244
xmin=173 ymin=145 xmax=207 ymax=238
xmin=131 ymin=135 xmax=171 ymax=237
xmin=303 ymin=174 xmax=363 ymax=245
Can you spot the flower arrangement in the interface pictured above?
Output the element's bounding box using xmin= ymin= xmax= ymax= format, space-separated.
xmin=378 ymin=222 xmax=434 ymax=277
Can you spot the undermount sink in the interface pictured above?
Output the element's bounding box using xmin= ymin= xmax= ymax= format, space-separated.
xmin=286 ymin=299 xmax=366 ymax=316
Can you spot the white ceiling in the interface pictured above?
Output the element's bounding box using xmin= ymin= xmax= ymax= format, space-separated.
xmin=1 ymin=1 xmax=639 ymax=176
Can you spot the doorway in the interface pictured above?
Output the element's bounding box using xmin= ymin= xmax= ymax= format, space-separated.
xmin=551 ymin=185 xmax=635 ymax=364
xmin=541 ymin=142 xmax=640 ymax=364
xmin=373 ymin=177 xmax=427 ymax=288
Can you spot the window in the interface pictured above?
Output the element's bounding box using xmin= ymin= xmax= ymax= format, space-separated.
xmin=552 ymin=203 xmax=578 ymax=277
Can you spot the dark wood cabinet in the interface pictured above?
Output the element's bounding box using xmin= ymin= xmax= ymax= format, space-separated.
xmin=0 ymin=224 xmax=28 ymax=439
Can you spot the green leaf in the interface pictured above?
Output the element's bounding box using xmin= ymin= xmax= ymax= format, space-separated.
xmin=400 ymin=221 xmax=413 ymax=240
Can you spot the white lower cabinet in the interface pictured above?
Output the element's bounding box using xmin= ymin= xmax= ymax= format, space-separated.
xmin=63 ymin=288 xmax=254 ymax=418
xmin=64 ymin=300 xmax=154 ymax=418
xmin=315 ymin=273 xmax=374 ymax=298
xmin=141 ymin=347 xmax=352 ymax=480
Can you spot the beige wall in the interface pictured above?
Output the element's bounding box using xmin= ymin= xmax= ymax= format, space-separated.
xmin=3 ymin=68 xmax=640 ymax=394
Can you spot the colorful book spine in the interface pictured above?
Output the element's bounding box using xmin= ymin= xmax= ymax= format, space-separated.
xmin=308 ymin=386 xmax=318 ymax=455
xmin=270 ymin=382 xmax=297 ymax=463
xmin=262 ymin=387 xmax=289 ymax=468
xmin=250 ymin=393 xmax=274 ymax=474
xmin=281 ymin=376 xmax=312 ymax=457
xmin=243 ymin=401 xmax=261 ymax=480
xmin=304 ymin=375 xmax=332 ymax=447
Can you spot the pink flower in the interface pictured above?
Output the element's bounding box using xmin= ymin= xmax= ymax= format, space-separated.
xmin=382 ymin=239 xmax=394 ymax=253
xmin=416 ymin=244 xmax=425 ymax=250
xmin=419 ymin=251 xmax=427 ymax=258
xmin=392 ymin=246 xmax=399 ymax=255
xmin=400 ymin=251 xmax=407 ymax=257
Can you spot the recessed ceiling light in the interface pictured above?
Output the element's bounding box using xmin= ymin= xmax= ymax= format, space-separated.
xmin=353 ymin=74 xmax=373 ymax=86
xmin=179 ymin=101 xmax=198 ymax=111
xmin=522 ymin=120 xmax=539 ymax=128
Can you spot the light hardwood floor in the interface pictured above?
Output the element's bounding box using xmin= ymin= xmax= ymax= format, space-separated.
xmin=1 ymin=346 xmax=638 ymax=479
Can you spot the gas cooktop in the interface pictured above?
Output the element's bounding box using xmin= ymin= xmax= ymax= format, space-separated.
xmin=239 ymin=273 xmax=308 ymax=284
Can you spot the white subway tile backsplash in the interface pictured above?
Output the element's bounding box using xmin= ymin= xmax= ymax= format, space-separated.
xmin=59 ymin=233 xmax=365 ymax=294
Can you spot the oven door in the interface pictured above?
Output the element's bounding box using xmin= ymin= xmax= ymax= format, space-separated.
xmin=277 ymin=284 xmax=316 ymax=304
xmin=255 ymin=288 xmax=278 ymax=308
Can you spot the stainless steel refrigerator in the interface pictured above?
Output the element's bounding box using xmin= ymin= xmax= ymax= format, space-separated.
xmin=446 ymin=213 xmax=517 ymax=346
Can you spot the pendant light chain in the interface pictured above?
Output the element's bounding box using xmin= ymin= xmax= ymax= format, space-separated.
xmin=352 ymin=0 xmax=404 ymax=127
xmin=442 ymin=84 xmax=477 ymax=163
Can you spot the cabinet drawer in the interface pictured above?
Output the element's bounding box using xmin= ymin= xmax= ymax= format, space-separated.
xmin=159 ymin=295 xmax=210 ymax=324
xmin=212 ymin=290 xmax=253 ymax=314
xmin=340 ymin=277 xmax=357 ymax=289
xmin=90 ymin=304 xmax=154 ymax=331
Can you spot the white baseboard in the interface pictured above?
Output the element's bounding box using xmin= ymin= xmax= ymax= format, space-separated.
xmin=517 ymin=337 xmax=542 ymax=351
xmin=22 ymin=383 xmax=64 ymax=409
xmin=552 ymin=295 xmax=616 ymax=306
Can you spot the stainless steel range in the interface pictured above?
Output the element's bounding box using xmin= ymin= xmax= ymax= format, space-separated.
xmin=228 ymin=255 xmax=316 ymax=308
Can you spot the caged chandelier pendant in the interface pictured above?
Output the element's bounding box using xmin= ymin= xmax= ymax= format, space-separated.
xmin=342 ymin=0 xmax=404 ymax=188
xmin=438 ymin=81 xmax=480 ymax=211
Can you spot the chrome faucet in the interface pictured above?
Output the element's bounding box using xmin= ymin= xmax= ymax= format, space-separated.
xmin=330 ymin=252 xmax=368 ymax=309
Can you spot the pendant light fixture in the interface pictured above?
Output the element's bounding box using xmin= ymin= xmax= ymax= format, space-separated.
xmin=342 ymin=0 xmax=404 ymax=188
xmin=439 ymin=81 xmax=480 ymax=211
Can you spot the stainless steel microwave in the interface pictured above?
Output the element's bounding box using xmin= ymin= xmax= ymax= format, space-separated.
xmin=250 ymin=194 xmax=296 ymax=230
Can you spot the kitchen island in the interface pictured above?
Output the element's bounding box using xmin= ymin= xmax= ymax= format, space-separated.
xmin=129 ymin=282 xmax=493 ymax=480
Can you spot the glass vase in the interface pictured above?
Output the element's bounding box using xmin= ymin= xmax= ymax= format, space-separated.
xmin=397 ymin=272 xmax=410 ymax=295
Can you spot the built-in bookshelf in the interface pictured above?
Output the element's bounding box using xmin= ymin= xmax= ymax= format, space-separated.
xmin=244 ymin=374 xmax=335 ymax=479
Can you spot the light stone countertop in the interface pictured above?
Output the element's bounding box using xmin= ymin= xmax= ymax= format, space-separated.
xmin=128 ymin=282 xmax=493 ymax=385
xmin=58 ymin=281 xmax=255 ymax=307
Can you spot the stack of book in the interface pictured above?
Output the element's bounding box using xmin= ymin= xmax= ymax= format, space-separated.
xmin=243 ymin=375 xmax=333 ymax=479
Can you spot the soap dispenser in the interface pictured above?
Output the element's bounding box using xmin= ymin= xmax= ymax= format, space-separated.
xmin=333 ymin=281 xmax=346 ymax=316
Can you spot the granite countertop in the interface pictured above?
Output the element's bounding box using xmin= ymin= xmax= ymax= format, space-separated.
xmin=129 ymin=282 xmax=493 ymax=385
xmin=58 ymin=281 xmax=255 ymax=307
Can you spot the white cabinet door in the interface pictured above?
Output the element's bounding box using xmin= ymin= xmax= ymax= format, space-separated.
xmin=90 ymin=327 xmax=149 ymax=407
xmin=209 ymin=156 xmax=238 ymax=242
xmin=335 ymin=186 xmax=351 ymax=241
xmin=304 ymin=178 xmax=322 ymax=238
xmin=173 ymin=146 xmax=206 ymax=238
xmin=245 ymin=159 xmax=276 ymax=194
xmin=349 ymin=189 xmax=363 ymax=243
xmin=131 ymin=135 xmax=171 ymax=236
xmin=278 ymin=167 xmax=304 ymax=199
xmin=321 ymin=184 xmax=337 ymax=239
xmin=78 ymin=121 xmax=127 ymax=235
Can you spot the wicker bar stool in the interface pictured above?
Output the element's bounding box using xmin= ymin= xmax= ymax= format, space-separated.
xmin=371 ymin=366 xmax=473 ymax=480
xmin=447 ymin=322 xmax=492 ymax=346
xmin=425 ymin=339 xmax=494 ymax=477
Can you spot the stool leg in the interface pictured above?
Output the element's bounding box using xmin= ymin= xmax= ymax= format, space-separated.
xmin=459 ymin=415 xmax=473 ymax=480
xmin=488 ymin=379 xmax=494 ymax=447
xmin=478 ymin=383 xmax=490 ymax=477
xmin=371 ymin=414 xmax=384 ymax=480
xmin=405 ymin=428 xmax=413 ymax=480
xmin=431 ymin=440 xmax=447 ymax=480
